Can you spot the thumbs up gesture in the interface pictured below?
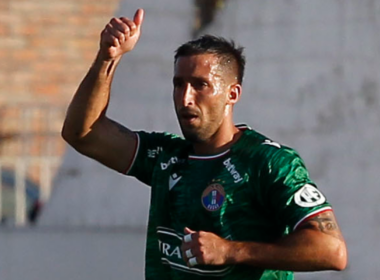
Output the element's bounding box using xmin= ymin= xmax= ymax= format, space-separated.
xmin=99 ymin=9 xmax=144 ymax=60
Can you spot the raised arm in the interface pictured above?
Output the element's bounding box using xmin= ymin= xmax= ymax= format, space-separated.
xmin=181 ymin=210 xmax=347 ymax=271
xmin=62 ymin=9 xmax=144 ymax=173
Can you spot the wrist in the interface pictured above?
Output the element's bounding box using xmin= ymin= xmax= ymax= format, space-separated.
xmin=224 ymin=241 xmax=259 ymax=266
xmin=224 ymin=240 xmax=239 ymax=265
xmin=96 ymin=51 xmax=121 ymax=64
xmin=91 ymin=51 xmax=122 ymax=77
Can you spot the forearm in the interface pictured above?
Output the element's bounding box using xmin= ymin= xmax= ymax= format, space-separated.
xmin=62 ymin=52 xmax=121 ymax=142
xmin=226 ymin=229 xmax=346 ymax=271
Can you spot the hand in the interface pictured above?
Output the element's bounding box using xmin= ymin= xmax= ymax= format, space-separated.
xmin=99 ymin=9 xmax=144 ymax=60
xmin=181 ymin=227 xmax=232 ymax=267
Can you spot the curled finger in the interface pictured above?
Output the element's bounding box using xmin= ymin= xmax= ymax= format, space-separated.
xmin=183 ymin=233 xmax=192 ymax=243
xmin=185 ymin=249 xmax=193 ymax=259
xmin=102 ymin=31 xmax=118 ymax=47
xmin=120 ymin=17 xmax=137 ymax=36
xmin=188 ymin=257 xmax=198 ymax=267
xmin=107 ymin=26 xmax=128 ymax=43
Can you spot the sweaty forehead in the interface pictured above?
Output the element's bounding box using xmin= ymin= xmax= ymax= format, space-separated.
xmin=174 ymin=54 xmax=221 ymax=77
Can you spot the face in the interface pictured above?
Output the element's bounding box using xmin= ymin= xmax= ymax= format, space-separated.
xmin=173 ymin=54 xmax=232 ymax=143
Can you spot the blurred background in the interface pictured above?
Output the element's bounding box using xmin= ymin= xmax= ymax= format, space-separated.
xmin=1 ymin=0 xmax=379 ymax=279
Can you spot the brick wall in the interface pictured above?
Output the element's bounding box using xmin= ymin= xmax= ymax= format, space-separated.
xmin=0 ymin=0 xmax=121 ymax=157
xmin=0 ymin=0 xmax=120 ymax=105
xmin=0 ymin=0 xmax=120 ymax=223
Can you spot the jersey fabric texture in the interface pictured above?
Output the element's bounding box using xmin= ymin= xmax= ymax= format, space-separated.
xmin=126 ymin=125 xmax=332 ymax=280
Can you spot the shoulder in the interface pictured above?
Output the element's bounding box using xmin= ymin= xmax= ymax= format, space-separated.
xmin=237 ymin=125 xmax=298 ymax=157
xmin=136 ymin=130 xmax=186 ymax=144
xmin=135 ymin=130 xmax=190 ymax=156
xmin=235 ymin=126 xmax=304 ymax=171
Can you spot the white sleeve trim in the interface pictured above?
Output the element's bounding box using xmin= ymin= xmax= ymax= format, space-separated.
xmin=125 ymin=132 xmax=140 ymax=174
xmin=293 ymin=206 xmax=333 ymax=231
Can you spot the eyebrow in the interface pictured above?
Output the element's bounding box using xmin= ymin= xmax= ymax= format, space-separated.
xmin=173 ymin=75 xmax=213 ymax=84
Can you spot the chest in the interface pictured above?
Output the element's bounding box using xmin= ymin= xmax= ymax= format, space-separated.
xmin=152 ymin=154 xmax=263 ymax=236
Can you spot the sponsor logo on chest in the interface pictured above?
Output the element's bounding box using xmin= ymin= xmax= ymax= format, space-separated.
xmin=161 ymin=156 xmax=179 ymax=170
xmin=161 ymin=157 xmax=186 ymax=170
xmin=223 ymin=158 xmax=243 ymax=183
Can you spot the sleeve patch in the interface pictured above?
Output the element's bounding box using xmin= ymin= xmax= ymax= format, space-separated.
xmin=294 ymin=184 xmax=326 ymax=207
xmin=261 ymin=139 xmax=281 ymax=148
xmin=147 ymin=146 xmax=163 ymax=158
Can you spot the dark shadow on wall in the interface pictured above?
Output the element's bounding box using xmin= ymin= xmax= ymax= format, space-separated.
xmin=193 ymin=0 xmax=227 ymax=38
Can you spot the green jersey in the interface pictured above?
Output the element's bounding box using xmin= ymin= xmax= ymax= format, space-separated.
xmin=126 ymin=125 xmax=331 ymax=280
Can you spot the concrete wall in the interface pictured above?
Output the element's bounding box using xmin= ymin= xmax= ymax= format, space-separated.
xmin=203 ymin=1 xmax=380 ymax=279
xmin=3 ymin=1 xmax=378 ymax=280
xmin=0 ymin=227 xmax=146 ymax=280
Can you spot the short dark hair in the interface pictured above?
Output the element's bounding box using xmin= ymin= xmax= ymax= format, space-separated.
xmin=174 ymin=35 xmax=246 ymax=84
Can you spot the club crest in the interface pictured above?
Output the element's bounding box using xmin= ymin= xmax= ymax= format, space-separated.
xmin=201 ymin=183 xmax=226 ymax=211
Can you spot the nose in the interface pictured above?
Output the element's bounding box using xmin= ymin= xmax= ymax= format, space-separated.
xmin=181 ymin=83 xmax=195 ymax=107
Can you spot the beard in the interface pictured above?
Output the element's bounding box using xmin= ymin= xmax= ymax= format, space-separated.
xmin=178 ymin=113 xmax=224 ymax=144
xmin=176 ymin=98 xmax=226 ymax=144
xmin=180 ymin=125 xmax=205 ymax=143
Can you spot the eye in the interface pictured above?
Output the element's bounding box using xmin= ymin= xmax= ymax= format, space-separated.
xmin=173 ymin=79 xmax=184 ymax=88
xmin=193 ymin=80 xmax=208 ymax=90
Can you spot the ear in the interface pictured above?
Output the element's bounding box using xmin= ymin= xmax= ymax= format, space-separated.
xmin=227 ymin=83 xmax=242 ymax=105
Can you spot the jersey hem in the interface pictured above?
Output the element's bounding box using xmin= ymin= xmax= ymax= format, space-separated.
xmin=123 ymin=132 xmax=140 ymax=174
xmin=293 ymin=206 xmax=333 ymax=231
xmin=161 ymin=258 xmax=232 ymax=276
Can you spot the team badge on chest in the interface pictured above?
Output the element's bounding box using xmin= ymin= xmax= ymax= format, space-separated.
xmin=201 ymin=183 xmax=226 ymax=211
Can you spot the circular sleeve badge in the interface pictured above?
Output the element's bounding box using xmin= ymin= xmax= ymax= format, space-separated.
xmin=294 ymin=184 xmax=326 ymax=207
xmin=201 ymin=183 xmax=226 ymax=211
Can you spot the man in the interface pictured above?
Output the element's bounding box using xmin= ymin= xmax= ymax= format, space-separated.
xmin=62 ymin=8 xmax=347 ymax=279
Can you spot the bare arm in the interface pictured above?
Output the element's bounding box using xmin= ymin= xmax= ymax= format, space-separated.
xmin=226 ymin=210 xmax=347 ymax=271
xmin=181 ymin=210 xmax=347 ymax=271
xmin=62 ymin=9 xmax=144 ymax=173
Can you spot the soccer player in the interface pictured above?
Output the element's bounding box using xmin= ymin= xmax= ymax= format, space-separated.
xmin=62 ymin=8 xmax=347 ymax=279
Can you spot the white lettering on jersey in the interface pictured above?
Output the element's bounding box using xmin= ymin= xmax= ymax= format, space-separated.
xmin=161 ymin=157 xmax=178 ymax=170
xmin=162 ymin=242 xmax=171 ymax=256
xmin=262 ymin=139 xmax=281 ymax=148
xmin=223 ymin=158 xmax=243 ymax=183
xmin=294 ymin=184 xmax=326 ymax=207
xmin=169 ymin=246 xmax=182 ymax=259
xmin=169 ymin=173 xmax=182 ymax=190
xmin=147 ymin=146 xmax=163 ymax=158
xmin=158 ymin=239 xmax=182 ymax=260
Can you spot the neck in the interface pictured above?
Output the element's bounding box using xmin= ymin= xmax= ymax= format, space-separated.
xmin=192 ymin=124 xmax=242 ymax=155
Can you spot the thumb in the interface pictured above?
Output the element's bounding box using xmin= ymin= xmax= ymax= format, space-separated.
xmin=133 ymin=8 xmax=144 ymax=28
xmin=184 ymin=227 xmax=196 ymax=234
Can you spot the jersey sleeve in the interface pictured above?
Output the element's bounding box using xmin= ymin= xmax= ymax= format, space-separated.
xmin=126 ymin=131 xmax=182 ymax=186
xmin=259 ymin=146 xmax=332 ymax=232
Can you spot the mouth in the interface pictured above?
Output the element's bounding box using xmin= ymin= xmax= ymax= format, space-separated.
xmin=179 ymin=110 xmax=200 ymax=125
xmin=181 ymin=115 xmax=199 ymax=125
